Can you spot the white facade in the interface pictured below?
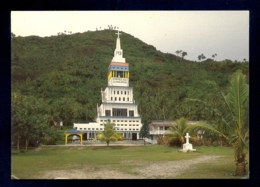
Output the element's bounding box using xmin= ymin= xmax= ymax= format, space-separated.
xmin=73 ymin=30 xmax=142 ymax=140
xmin=148 ymin=120 xmax=199 ymax=142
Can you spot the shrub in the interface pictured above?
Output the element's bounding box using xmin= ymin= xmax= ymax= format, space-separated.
xmin=40 ymin=135 xmax=56 ymax=145
xmin=157 ymin=136 xmax=169 ymax=145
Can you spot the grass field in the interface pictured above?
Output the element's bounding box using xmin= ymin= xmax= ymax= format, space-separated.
xmin=11 ymin=145 xmax=249 ymax=179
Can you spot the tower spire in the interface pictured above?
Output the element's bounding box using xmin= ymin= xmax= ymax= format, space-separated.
xmin=112 ymin=29 xmax=125 ymax=63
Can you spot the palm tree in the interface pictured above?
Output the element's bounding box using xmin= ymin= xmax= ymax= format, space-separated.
xmin=175 ymin=50 xmax=181 ymax=62
xmin=165 ymin=117 xmax=191 ymax=146
xmin=96 ymin=123 xmax=122 ymax=146
xmin=181 ymin=51 xmax=187 ymax=62
xmin=198 ymin=55 xmax=202 ymax=62
xmin=201 ymin=54 xmax=206 ymax=61
xmin=186 ymin=70 xmax=249 ymax=176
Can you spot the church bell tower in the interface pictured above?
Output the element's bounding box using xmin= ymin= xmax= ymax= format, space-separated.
xmin=108 ymin=30 xmax=129 ymax=87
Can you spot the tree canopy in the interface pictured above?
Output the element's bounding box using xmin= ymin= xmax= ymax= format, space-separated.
xmin=11 ymin=30 xmax=249 ymax=145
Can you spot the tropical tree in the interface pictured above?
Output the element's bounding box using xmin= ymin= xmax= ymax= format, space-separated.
xmin=96 ymin=123 xmax=122 ymax=146
xmin=186 ymin=70 xmax=249 ymax=176
xmin=12 ymin=93 xmax=49 ymax=150
xmin=198 ymin=55 xmax=202 ymax=62
xmin=181 ymin=51 xmax=187 ymax=62
xmin=175 ymin=50 xmax=180 ymax=62
xmin=212 ymin=54 xmax=215 ymax=61
xmin=139 ymin=121 xmax=150 ymax=145
xmin=165 ymin=117 xmax=192 ymax=146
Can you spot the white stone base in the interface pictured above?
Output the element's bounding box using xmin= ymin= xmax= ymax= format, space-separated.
xmin=178 ymin=143 xmax=196 ymax=152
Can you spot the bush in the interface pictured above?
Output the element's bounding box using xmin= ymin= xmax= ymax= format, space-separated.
xmin=40 ymin=135 xmax=56 ymax=145
xmin=157 ymin=136 xmax=169 ymax=145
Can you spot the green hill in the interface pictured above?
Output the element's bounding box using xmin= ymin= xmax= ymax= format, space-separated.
xmin=11 ymin=29 xmax=249 ymax=125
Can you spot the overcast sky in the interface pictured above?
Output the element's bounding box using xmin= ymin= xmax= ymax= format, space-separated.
xmin=11 ymin=11 xmax=249 ymax=62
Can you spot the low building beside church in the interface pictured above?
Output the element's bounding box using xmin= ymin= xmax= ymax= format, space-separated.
xmin=148 ymin=120 xmax=199 ymax=143
xmin=71 ymin=30 xmax=143 ymax=142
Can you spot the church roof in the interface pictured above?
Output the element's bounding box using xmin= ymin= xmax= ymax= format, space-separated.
xmin=149 ymin=120 xmax=199 ymax=126
xmin=66 ymin=129 xmax=83 ymax=133
xmin=107 ymin=86 xmax=133 ymax=89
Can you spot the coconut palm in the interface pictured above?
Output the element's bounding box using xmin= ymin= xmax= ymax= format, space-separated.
xmin=165 ymin=117 xmax=192 ymax=146
xmin=181 ymin=51 xmax=187 ymax=62
xmin=186 ymin=70 xmax=249 ymax=176
xmin=96 ymin=123 xmax=122 ymax=146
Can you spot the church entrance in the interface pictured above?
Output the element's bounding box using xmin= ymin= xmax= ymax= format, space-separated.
xmin=132 ymin=133 xmax=137 ymax=140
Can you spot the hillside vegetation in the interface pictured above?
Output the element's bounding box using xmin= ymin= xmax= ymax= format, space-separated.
xmin=11 ymin=29 xmax=249 ymax=126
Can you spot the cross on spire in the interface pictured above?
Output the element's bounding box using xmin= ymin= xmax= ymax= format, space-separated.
xmin=115 ymin=29 xmax=121 ymax=38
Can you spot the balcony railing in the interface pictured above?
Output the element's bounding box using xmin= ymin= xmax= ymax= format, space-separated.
xmin=149 ymin=130 xmax=170 ymax=135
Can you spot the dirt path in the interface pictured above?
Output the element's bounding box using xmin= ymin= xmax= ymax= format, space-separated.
xmin=38 ymin=155 xmax=222 ymax=179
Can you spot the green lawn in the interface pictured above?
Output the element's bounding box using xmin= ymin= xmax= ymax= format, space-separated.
xmin=11 ymin=145 xmax=249 ymax=179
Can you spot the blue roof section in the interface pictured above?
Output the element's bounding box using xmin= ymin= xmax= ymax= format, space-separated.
xmin=102 ymin=102 xmax=138 ymax=105
xmin=67 ymin=129 xmax=83 ymax=133
xmin=99 ymin=116 xmax=141 ymax=118
xmin=107 ymin=86 xmax=133 ymax=89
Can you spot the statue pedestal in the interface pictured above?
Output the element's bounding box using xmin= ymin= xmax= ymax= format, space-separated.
xmin=182 ymin=143 xmax=196 ymax=152
xmin=180 ymin=143 xmax=196 ymax=152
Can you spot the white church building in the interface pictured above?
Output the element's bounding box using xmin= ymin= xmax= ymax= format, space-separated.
xmin=73 ymin=30 xmax=143 ymax=141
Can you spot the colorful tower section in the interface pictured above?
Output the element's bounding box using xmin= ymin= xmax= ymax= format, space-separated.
xmin=108 ymin=62 xmax=129 ymax=86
